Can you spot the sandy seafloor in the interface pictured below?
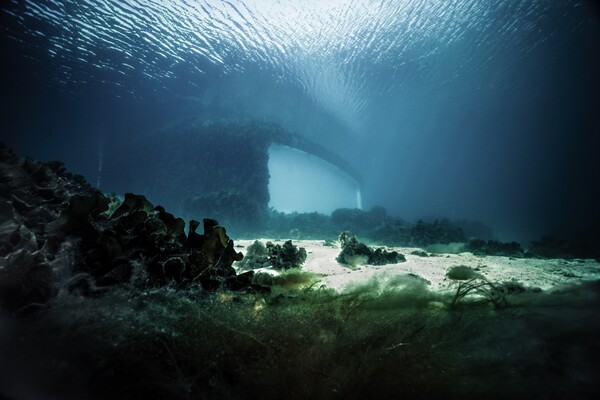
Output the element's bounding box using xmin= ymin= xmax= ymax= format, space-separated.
xmin=234 ymin=239 xmax=600 ymax=293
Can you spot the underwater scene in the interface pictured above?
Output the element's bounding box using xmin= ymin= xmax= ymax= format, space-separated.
xmin=1 ymin=1 xmax=600 ymax=399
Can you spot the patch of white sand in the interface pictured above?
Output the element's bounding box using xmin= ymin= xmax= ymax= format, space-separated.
xmin=234 ymin=239 xmax=600 ymax=292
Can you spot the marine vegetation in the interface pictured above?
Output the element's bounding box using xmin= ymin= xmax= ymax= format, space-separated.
xmin=266 ymin=240 xmax=307 ymax=270
xmin=238 ymin=240 xmax=307 ymax=270
xmin=0 ymin=144 xmax=256 ymax=313
xmin=1 ymin=273 xmax=599 ymax=400
xmin=237 ymin=240 xmax=271 ymax=270
xmin=336 ymin=231 xmax=405 ymax=267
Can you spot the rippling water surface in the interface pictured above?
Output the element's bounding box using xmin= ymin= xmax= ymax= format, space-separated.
xmin=3 ymin=0 xmax=588 ymax=126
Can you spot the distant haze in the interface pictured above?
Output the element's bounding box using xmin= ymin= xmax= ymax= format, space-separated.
xmin=268 ymin=145 xmax=358 ymax=214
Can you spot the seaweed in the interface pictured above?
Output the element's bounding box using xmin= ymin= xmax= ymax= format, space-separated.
xmin=237 ymin=240 xmax=307 ymax=271
xmin=237 ymin=240 xmax=271 ymax=270
xmin=2 ymin=277 xmax=598 ymax=400
xmin=266 ymin=240 xmax=307 ymax=270
xmin=336 ymin=232 xmax=405 ymax=266
xmin=448 ymin=277 xmax=509 ymax=309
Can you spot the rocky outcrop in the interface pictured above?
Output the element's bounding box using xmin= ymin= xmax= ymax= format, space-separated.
xmin=336 ymin=231 xmax=405 ymax=267
xmin=237 ymin=239 xmax=307 ymax=270
xmin=0 ymin=144 xmax=255 ymax=313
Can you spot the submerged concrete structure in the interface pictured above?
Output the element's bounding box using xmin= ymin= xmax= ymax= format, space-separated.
xmin=104 ymin=119 xmax=361 ymax=231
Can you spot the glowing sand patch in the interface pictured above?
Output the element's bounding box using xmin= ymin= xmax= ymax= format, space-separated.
xmin=235 ymin=239 xmax=600 ymax=293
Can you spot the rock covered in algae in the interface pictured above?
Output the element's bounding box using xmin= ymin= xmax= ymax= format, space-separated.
xmin=237 ymin=239 xmax=307 ymax=270
xmin=336 ymin=231 xmax=406 ymax=267
xmin=0 ymin=143 xmax=256 ymax=313
xmin=0 ymin=144 xmax=97 ymax=311
xmin=266 ymin=240 xmax=307 ymax=270
xmin=237 ymin=240 xmax=271 ymax=270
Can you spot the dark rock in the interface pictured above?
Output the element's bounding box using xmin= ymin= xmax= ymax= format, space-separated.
xmin=336 ymin=231 xmax=405 ymax=266
xmin=409 ymin=219 xmax=466 ymax=247
xmin=0 ymin=145 xmax=256 ymax=313
xmin=411 ymin=250 xmax=429 ymax=257
xmin=0 ymin=249 xmax=53 ymax=312
xmin=527 ymin=235 xmax=600 ymax=260
xmin=369 ymin=247 xmax=406 ymax=265
xmin=236 ymin=239 xmax=307 ymax=271
xmin=226 ymin=270 xmax=255 ymax=291
xmin=237 ymin=240 xmax=271 ymax=270
xmin=0 ymin=145 xmax=97 ymax=312
xmin=162 ymin=256 xmax=187 ymax=281
xmin=266 ymin=240 xmax=307 ymax=270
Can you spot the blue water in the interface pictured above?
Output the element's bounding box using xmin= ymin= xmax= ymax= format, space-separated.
xmin=1 ymin=0 xmax=599 ymax=242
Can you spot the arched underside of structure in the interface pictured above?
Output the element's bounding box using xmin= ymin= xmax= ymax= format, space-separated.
xmin=103 ymin=118 xmax=362 ymax=229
